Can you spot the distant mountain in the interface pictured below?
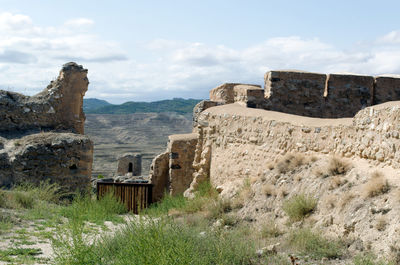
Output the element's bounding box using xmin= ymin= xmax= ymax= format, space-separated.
xmin=83 ymin=98 xmax=113 ymax=112
xmin=84 ymin=98 xmax=202 ymax=114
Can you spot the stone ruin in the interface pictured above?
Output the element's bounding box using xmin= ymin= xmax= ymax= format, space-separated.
xmin=148 ymin=69 xmax=400 ymax=257
xmin=117 ymin=153 xmax=142 ymax=177
xmin=150 ymin=69 xmax=400 ymax=200
xmin=0 ymin=62 xmax=93 ymax=192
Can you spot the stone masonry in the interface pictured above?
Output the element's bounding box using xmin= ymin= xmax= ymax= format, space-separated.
xmin=0 ymin=62 xmax=93 ymax=192
xmin=149 ymin=133 xmax=197 ymax=201
xmin=117 ymin=153 xmax=142 ymax=176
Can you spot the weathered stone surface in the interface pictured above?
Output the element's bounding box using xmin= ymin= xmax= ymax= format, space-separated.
xmin=264 ymin=70 xmax=327 ymax=116
xmin=0 ymin=132 xmax=93 ymax=192
xmin=149 ymin=151 xmax=169 ymax=202
xmin=233 ymin=85 xmax=264 ymax=108
xmin=0 ymin=62 xmax=93 ymax=192
xmin=117 ymin=153 xmax=142 ymax=176
xmin=209 ymin=83 xmax=238 ymax=103
xmin=324 ymin=73 xmax=374 ymax=118
xmin=168 ymin=133 xmax=198 ymax=196
xmin=374 ymin=75 xmax=400 ymax=105
xmin=0 ymin=62 xmax=88 ymax=136
xmin=192 ymin=100 xmax=222 ymax=129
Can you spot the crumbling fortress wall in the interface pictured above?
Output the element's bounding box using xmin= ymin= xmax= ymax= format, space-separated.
xmin=210 ymin=70 xmax=400 ymax=118
xmin=0 ymin=63 xmax=93 ymax=192
xmin=152 ymin=70 xmax=400 ymax=199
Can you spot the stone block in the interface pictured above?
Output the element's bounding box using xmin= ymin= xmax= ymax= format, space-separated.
xmin=149 ymin=151 xmax=169 ymax=202
xmin=168 ymin=133 xmax=198 ymax=196
xmin=233 ymin=85 xmax=264 ymax=108
xmin=209 ymin=83 xmax=238 ymax=103
xmin=374 ymin=75 xmax=400 ymax=105
xmin=264 ymin=70 xmax=327 ymax=116
xmin=324 ymin=73 xmax=374 ymax=118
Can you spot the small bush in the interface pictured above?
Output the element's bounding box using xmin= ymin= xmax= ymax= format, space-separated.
xmin=262 ymin=184 xmax=275 ymax=197
xmin=283 ymin=193 xmax=317 ymax=221
xmin=288 ymin=228 xmax=343 ymax=259
xmin=327 ymin=156 xmax=351 ymax=176
xmin=276 ymin=153 xmax=306 ymax=174
xmin=365 ymin=171 xmax=390 ymax=198
xmin=260 ymin=221 xmax=282 ymax=238
xmin=14 ymin=191 xmax=35 ymax=209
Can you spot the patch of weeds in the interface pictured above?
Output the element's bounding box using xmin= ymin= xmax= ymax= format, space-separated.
xmin=327 ymin=156 xmax=351 ymax=176
xmin=260 ymin=221 xmax=282 ymax=238
xmin=0 ymin=214 xmax=14 ymax=234
xmin=276 ymin=153 xmax=306 ymax=174
xmin=143 ymin=193 xmax=186 ymax=217
xmin=288 ymin=228 xmax=343 ymax=259
xmin=53 ymin=218 xmax=256 ymax=265
xmin=61 ymin=193 xmax=127 ymax=225
xmin=0 ymin=247 xmax=42 ymax=263
xmin=282 ymin=193 xmax=317 ymax=222
xmin=365 ymin=171 xmax=390 ymax=198
xmin=232 ymin=178 xmax=253 ymax=209
xmin=353 ymin=253 xmax=395 ymax=265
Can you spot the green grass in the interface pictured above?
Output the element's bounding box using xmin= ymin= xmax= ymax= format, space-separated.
xmin=282 ymin=193 xmax=317 ymax=222
xmin=0 ymin=247 xmax=42 ymax=263
xmin=53 ymin=218 xmax=256 ymax=265
xmin=288 ymin=228 xmax=343 ymax=259
xmin=353 ymin=253 xmax=395 ymax=265
xmin=60 ymin=193 xmax=127 ymax=225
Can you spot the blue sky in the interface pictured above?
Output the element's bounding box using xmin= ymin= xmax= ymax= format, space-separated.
xmin=1 ymin=0 xmax=400 ymax=103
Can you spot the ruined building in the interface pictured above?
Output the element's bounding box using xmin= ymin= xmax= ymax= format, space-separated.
xmin=150 ymin=70 xmax=400 ymax=201
xmin=0 ymin=62 xmax=93 ymax=192
xmin=148 ymin=70 xmax=400 ymax=257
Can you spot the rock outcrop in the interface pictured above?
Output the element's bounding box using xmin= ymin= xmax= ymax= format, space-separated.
xmin=0 ymin=63 xmax=93 ymax=192
xmin=0 ymin=62 xmax=88 ymax=136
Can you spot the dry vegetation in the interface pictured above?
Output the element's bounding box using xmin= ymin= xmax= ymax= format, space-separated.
xmin=364 ymin=171 xmax=390 ymax=198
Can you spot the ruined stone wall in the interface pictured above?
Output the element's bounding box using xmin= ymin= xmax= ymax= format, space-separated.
xmin=0 ymin=62 xmax=93 ymax=192
xmin=186 ymin=102 xmax=400 ymax=194
xmin=0 ymin=62 xmax=88 ymax=135
xmin=210 ymin=71 xmax=400 ymax=119
xmin=149 ymin=133 xmax=197 ymax=200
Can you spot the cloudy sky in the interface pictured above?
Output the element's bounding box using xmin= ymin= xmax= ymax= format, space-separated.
xmin=1 ymin=0 xmax=400 ymax=103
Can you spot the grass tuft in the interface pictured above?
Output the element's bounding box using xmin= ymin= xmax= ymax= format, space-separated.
xmin=283 ymin=193 xmax=317 ymax=222
xmin=288 ymin=228 xmax=343 ymax=259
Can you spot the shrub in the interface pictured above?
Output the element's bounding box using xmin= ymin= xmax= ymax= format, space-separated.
xmin=13 ymin=191 xmax=35 ymax=209
xmin=327 ymin=156 xmax=351 ymax=176
xmin=288 ymin=228 xmax=343 ymax=259
xmin=365 ymin=171 xmax=390 ymax=198
xmin=283 ymin=193 xmax=317 ymax=221
xmin=262 ymin=184 xmax=275 ymax=197
xmin=260 ymin=221 xmax=282 ymax=238
xmin=276 ymin=153 xmax=306 ymax=174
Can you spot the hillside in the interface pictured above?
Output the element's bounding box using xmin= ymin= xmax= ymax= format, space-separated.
xmin=84 ymin=112 xmax=193 ymax=177
xmin=84 ymin=98 xmax=202 ymax=114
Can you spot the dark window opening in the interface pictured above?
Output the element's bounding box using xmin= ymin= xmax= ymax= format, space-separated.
xmin=128 ymin=162 xmax=133 ymax=173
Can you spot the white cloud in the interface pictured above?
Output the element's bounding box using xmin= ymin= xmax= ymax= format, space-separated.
xmin=1 ymin=12 xmax=400 ymax=103
xmin=64 ymin=18 xmax=94 ymax=28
